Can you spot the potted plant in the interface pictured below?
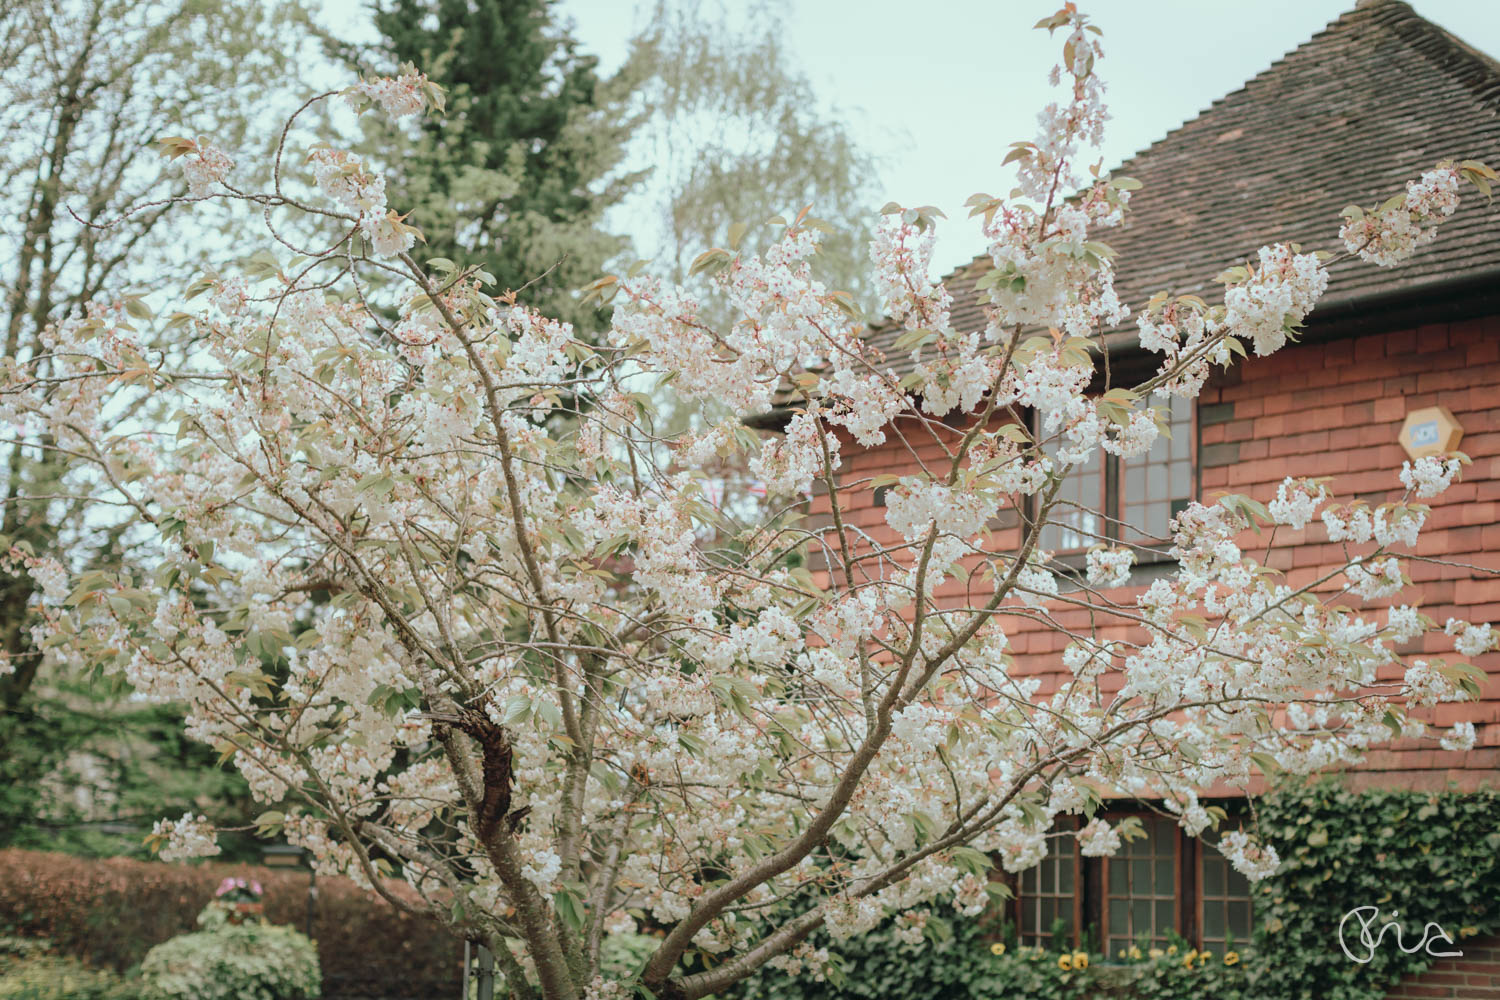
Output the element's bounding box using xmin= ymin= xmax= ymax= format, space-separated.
xmin=214 ymin=876 xmax=265 ymax=924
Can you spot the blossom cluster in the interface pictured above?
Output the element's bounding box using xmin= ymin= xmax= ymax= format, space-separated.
xmin=152 ymin=814 xmax=221 ymax=862
xmin=353 ymin=63 xmax=435 ymax=118
xmin=307 ymin=146 xmax=415 ymax=257
xmin=1221 ymin=244 xmax=1328 ymax=357
xmin=181 ymin=140 xmax=234 ymax=198
xmin=1340 ymin=165 xmax=1461 ymax=266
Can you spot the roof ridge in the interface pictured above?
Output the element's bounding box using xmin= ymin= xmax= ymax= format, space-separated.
xmin=1371 ymin=1 xmax=1500 ymax=104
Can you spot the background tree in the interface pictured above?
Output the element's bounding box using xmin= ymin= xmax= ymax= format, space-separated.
xmin=3 ymin=8 xmax=1495 ymax=1000
xmin=346 ymin=0 xmax=640 ymax=334
xmin=617 ymin=0 xmax=883 ymax=315
xmin=0 ymin=0 xmax=311 ymax=851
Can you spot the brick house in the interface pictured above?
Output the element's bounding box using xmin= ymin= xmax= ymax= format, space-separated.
xmin=758 ymin=0 xmax=1500 ymax=990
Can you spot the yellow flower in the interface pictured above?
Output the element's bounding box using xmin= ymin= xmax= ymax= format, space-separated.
xmin=1182 ymin=949 xmax=1198 ymax=969
xmin=1072 ymin=952 xmax=1089 ymax=969
xmin=1129 ymin=946 xmax=1143 ymax=961
xmin=1116 ymin=949 xmax=1125 ymax=959
xmin=1199 ymin=951 xmax=1213 ymax=966
xmin=1148 ymin=948 xmax=1164 ymax=959
xmin=1224 ymin=951 xmax=1241 ymax=966
xmin=990 ymin=942 xmax=1006 ymax=956
xmin=1166 ymin=945 xmax=1178 ymax=956
xmin=1057 ymin=954 xmax=1073 ymax=971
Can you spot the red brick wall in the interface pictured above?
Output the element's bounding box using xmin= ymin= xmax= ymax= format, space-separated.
xmin=1385 ymin=933 xmax=1500 ymax=999
xmin=822 ymin=313 xmax=1500 ymax=789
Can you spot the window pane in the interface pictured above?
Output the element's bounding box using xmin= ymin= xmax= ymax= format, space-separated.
xmin=1018 ymin=831 xmax=1078 ymax=947
xmin=1119 ymin=398 xmax=1194 ymax=545
xmin=1104 ymin=815 xmax=1178 ymax=953
xmin=1229 ymin=900 xmax=1251 ymax=938
xmin=1037 ymin=418 xmax=1102 ymax=553
xmin=1170 ymin=460 xmax=1191 ymax=498
xmin=1201 ymin=822 xmax=1255 ymax=950
xmin=1204 ymin=858 xmax=1224 ymax=896
xmin=1205 ymin=902 xmax=1225 ymax=938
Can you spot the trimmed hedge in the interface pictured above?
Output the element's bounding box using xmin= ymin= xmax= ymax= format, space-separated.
xmin=0 ymin=850 xmax=460 ymax=1000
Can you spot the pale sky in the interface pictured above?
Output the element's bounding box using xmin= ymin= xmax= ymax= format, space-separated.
xmin=555 ymin=0 xmax=1500 ymax=274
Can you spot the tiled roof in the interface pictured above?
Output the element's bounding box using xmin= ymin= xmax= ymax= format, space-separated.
xmin=863 ymin=0 xmax=1500 ymax=367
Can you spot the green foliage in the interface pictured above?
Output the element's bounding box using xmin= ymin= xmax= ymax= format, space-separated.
xmin=725 ymin=783 xmax=1498 ymax=1000
xmin=0 ymin=938 xmax=142 ymax=1000
xmin=140 ymin=905 xmax=320 ymax=1000
xmin=0 ymin=674 xmax=256 ymax=861
xmin=599 ymin=931 xmax=658 ymax=982
xmin=1248 ymin=781 xmax=1500 ymax=1000
xmin=352 ymin=0 xmax=637 ymax=334
xmin=619 ymin=0 xmax=881 ymax=313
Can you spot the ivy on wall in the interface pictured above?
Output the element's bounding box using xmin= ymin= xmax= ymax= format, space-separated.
xmin=1250 ymin=780 xmax=1500 ymax=1000
xmin=720 ymin=781 xmax=1500 ymax=1000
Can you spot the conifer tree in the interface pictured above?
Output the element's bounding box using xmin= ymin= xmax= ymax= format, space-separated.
xmin=361 ymin=0 xmax=639 ymax=333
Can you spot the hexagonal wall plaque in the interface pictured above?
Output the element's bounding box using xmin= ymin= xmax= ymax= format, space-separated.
xmin=1398 ymin=406 xmax=1462 ymax=460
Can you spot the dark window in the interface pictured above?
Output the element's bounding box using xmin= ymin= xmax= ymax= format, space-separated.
xmin=1018 ymin=830 xmax=1080 ymax=947
xmin=1200 ymin=836 xmax=1254 ymax=951
xmin=1010 ymin=808 xmax=1253 ymax=955
xmin=1031 ymin=397 xmax=1194 ymax=557
xmin=1102 ymin=816 xmax=1179 ymax=954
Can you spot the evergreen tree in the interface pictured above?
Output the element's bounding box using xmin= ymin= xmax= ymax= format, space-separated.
xmin=358 ymin=0 xmax=640 ymax=333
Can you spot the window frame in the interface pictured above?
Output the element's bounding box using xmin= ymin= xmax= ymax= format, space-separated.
xmin=1099 ymin=813 xmax=1187 ymax=954
xmin=1025 ymin=396 xmax=1198 ymax=568
xmin=1014 ymin=820 xmax=1084 ymax=948
xmin=1006 ymin=804 xmax=1253 ymax=956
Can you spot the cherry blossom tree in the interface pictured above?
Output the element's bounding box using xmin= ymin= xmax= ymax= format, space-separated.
xmin=2 ymin=8 xmax=1496 ymax=1000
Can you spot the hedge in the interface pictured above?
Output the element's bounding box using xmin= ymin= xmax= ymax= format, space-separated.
xmin=0 ymin=850 xmax=460 ymax=1000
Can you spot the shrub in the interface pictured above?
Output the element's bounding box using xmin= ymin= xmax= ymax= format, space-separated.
xmin=140 ymin=903 xmax=320 ymax=1000
xmin=0 ymin=850 xmax=460 ymax=999
xmin=0 ymin=937 xmax=142 ymax=1000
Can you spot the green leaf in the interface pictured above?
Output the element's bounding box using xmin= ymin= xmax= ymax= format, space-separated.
xmin=553 ymin=887 xmax=585 ymax=931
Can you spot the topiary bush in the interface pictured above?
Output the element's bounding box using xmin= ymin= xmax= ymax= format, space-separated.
xmin=140 ymin=904 xmax=320 ymax=1000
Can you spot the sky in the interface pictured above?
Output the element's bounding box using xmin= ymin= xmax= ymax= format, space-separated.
xmin=550 ymin=0 xmax=1500 ymax=274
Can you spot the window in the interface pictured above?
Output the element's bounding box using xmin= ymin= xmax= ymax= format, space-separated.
xmin=1010 ymin=807 xmax=1253 ymax=956
xmin=1102 ymin=816 xmax=1179 ymax=954
xmin=1017 ymin=829 xmax=1080 ymax=947
xmin=1120 ymin=395 xmax=1194 ymax=545
xmin=1199 ymin=836 xmax=1253 ymax=951
xmin=1033 ymin=396 xmax=1194 ymax=557
xmin=1040 ymin=448 xmax=1102 ymax=553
